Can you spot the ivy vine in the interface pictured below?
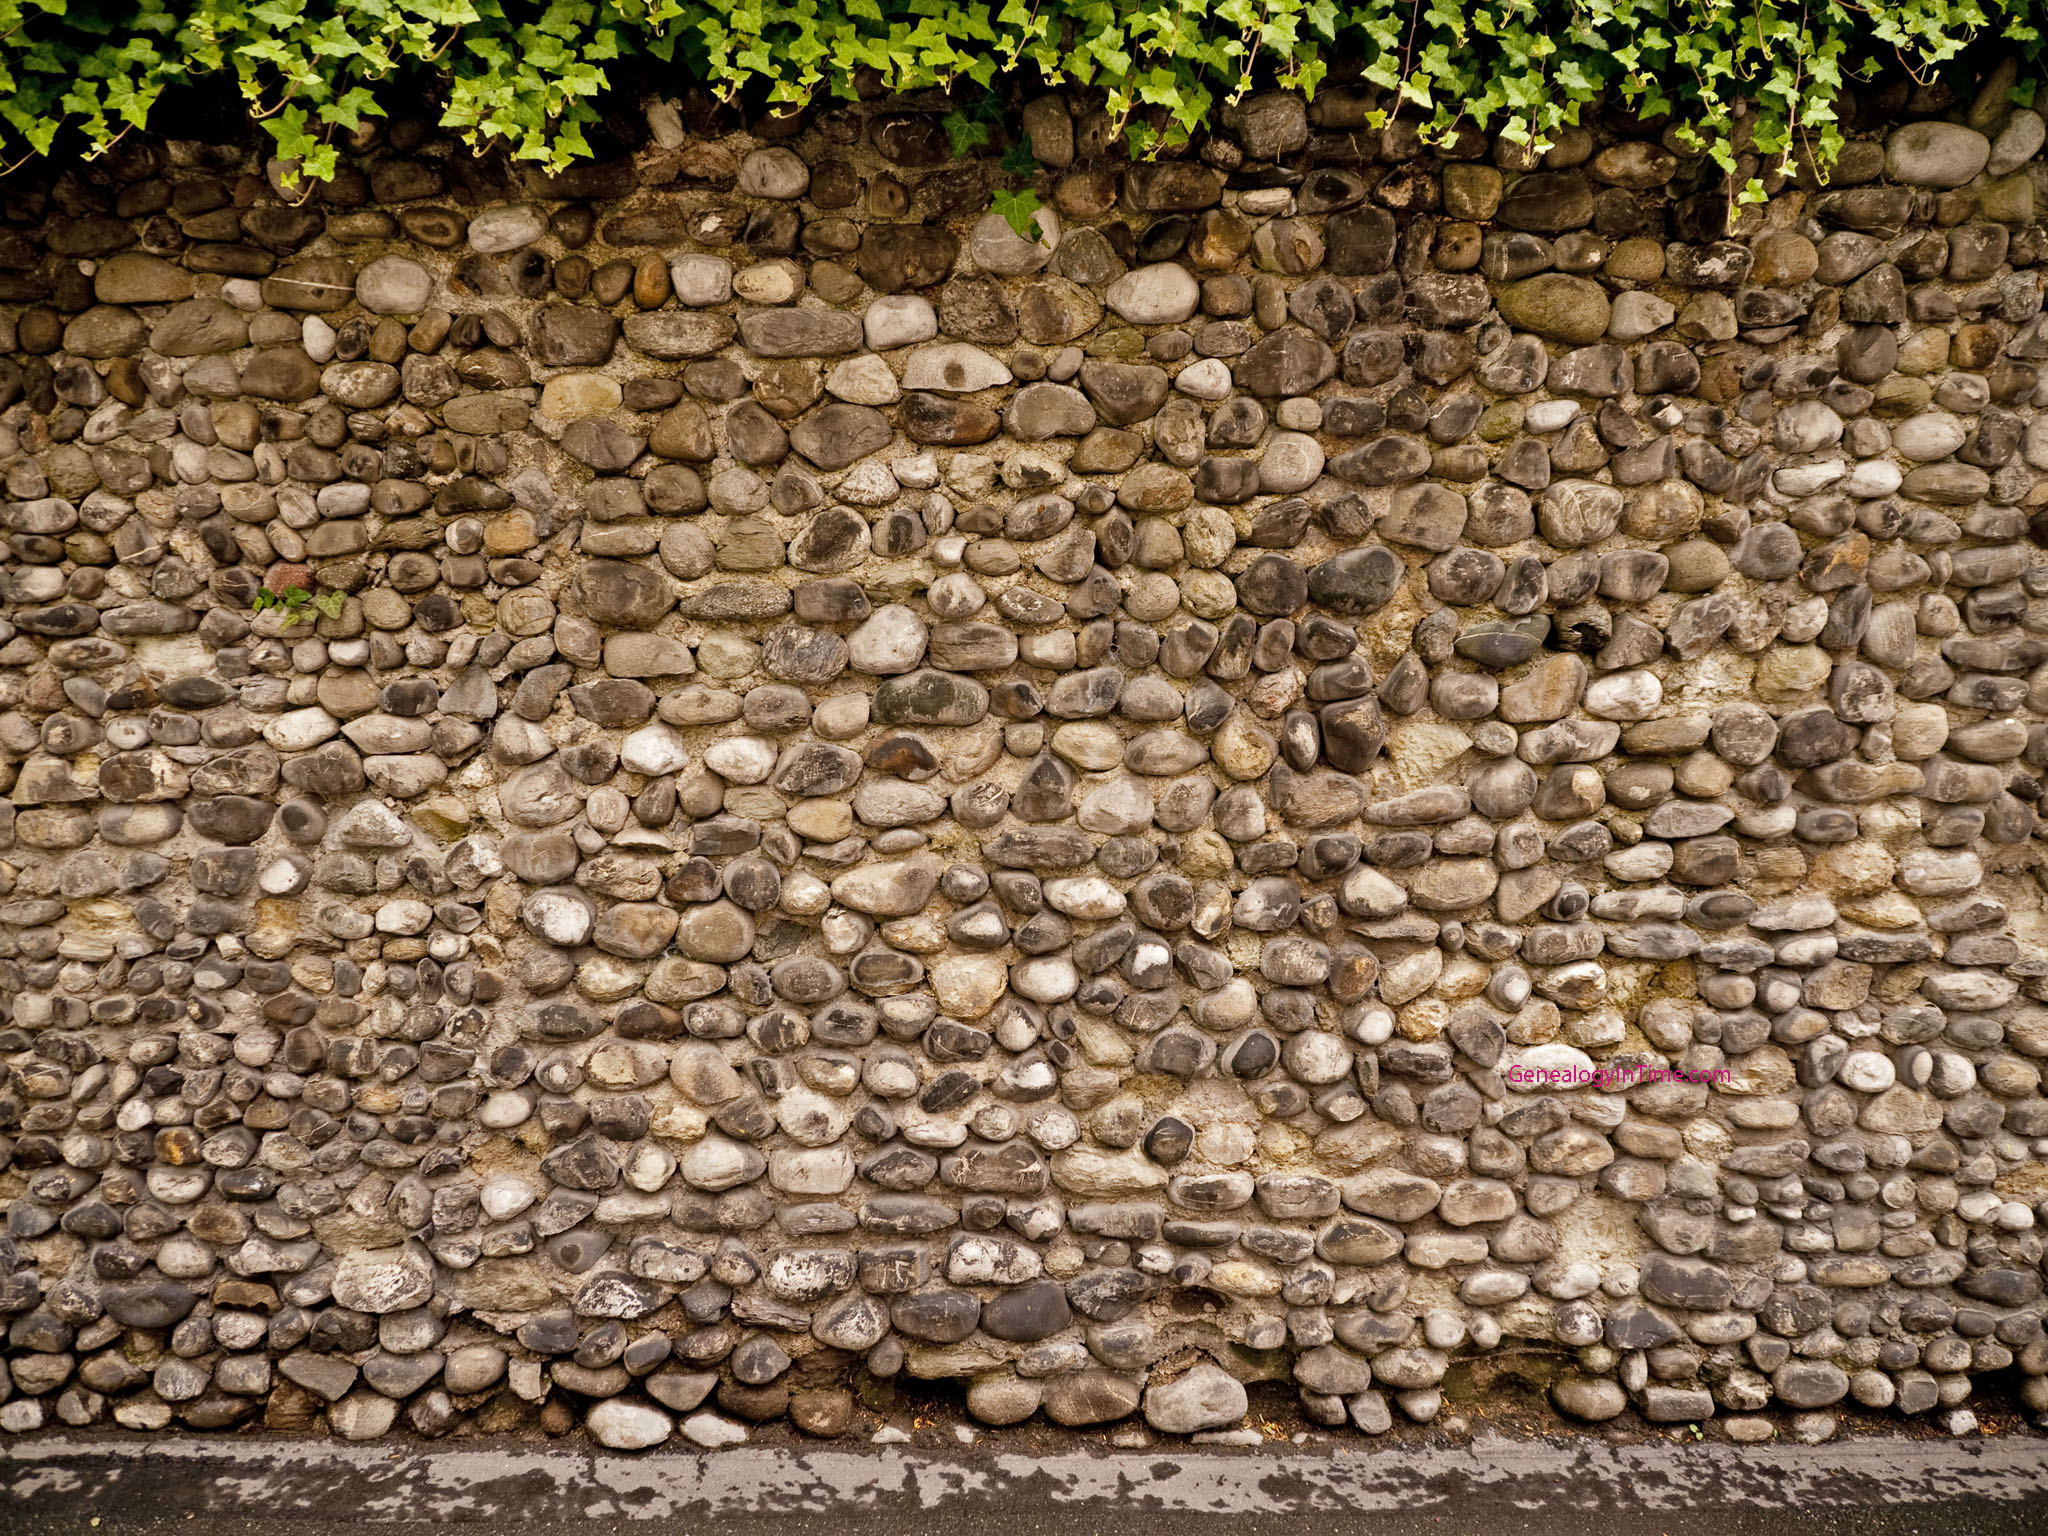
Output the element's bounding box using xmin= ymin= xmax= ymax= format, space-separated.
xmin=0 ymin=0 xmax=2035 ymax=195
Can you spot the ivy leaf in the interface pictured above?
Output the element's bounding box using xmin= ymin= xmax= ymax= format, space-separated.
xmin=999 ymin=138 xmax=1037 ymax=175
xmin=312 ymin=588 xmax=346 ymax=620
xmin=992 ymin=184 xmax=1041 ymax=240
xmin=941 ymin=107 xmax=989 ymax=154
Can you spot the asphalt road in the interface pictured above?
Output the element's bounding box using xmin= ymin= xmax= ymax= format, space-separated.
xmin=6 ymin=1429 xmax=2048 ymax=1536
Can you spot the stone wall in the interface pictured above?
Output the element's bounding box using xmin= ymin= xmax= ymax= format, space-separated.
xmin=4 ymin=77 xmax=2048 ymax=1450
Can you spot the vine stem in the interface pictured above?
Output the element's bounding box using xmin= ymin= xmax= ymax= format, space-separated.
xmin=247 ymin=82 xmax=302 ymax=119
xmin=1397 ymin=0 xmax=1424 ymax=122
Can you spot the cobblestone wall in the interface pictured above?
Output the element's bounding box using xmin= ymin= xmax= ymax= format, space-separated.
xmin=6 ymin=78 xmax=2048 ymax=1449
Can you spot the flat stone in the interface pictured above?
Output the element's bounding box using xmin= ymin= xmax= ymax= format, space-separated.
xmin=1104 ymin=263 xmax=1201 ymax=324
xmin=1143 ymin=1362 xmax=1247 ymax=1434
xmin=1886 ymin=122 xmax=1990 ymax=186
xmin=1499 ymin=274 xmax=1611 ymax=343
xmin=587 ymin=1400 xmax=674 ymax=1449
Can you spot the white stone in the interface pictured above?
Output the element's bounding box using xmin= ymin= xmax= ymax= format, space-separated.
xmin=1898 ymin=847 xmax=1982 ymax=895
xmin=328 ymin=803 xmax=410 ymax=852
xmin=933 ymin=954 xmax=1009 ymax=1017
xmin=703 ymin=735 xmax=776 ymax=784
xmin=1775 ymin=399 xmax=1843 ymax=453
xmin=812 ymin=695 xmax=871 ymax=738
xmin=588 ymin=1400 xmax=674 ymax=1449
xmin=681 ymin=1137 xmax=764 ymax=1192
xmin=847 ymin=604 xmax=928 ymax=674
xmin=769 ymin=1146 xmax=855 ymax=1194
xmin=478 ymin=1090 xmax=534 ymax=1129
xmin=903 ymin=342 xmax=1012 ymax=393
xmin=734 ymin=260 xmax=803 ymax=305
xmin=1174 ymin=358 xmax=1234 ymax=399
xmin=1604 ymin=843 xmax=1672 ymax=881
xmin=776 ymin=1086 xmax=850 ymax=1145
xmin=852 ymin=778 xmax=946 ymax=826
xmin=948 ymin=1234 xmax=1044 ymax=1284
xmin=620 ymin=723 xmax=691 ymax=776
xmin=1525 ymin=400 xmax=1580 ymax=432
xmin=970 ymin=208 xmax=1060 ymax=275
xmin=1842 ymin=460 xmax=1902 ymax=497
xmin=1043 ymin=875 xmax=1127 ymax=919
xmin=1259 ymin=431 xmax=1324 ymax=493
xmin=669 ymin=254 xmax=734 ymax=306
xmin=1838 ymin=1051 xmax=1898 ymax=1093
xmin=864 ymin=294 xmax=938 ymax=351
xmin=481 ymin=1174 xmax=538 ymax=1220
xmin=1339 ymin=865 xmax=1408 ymax=918
xmin=1284 ymin=1032 xmax=1354 ymax=1084
xmin=374 ymin=898 xmax=433 ymax=935
xmin=258 ymin=857 xmax=308 ymax=896
xmin=302 ymin=315 xmax=336 ymax=362
xmin=737 ymin=146 xmax=808 ymax=199
xmin=355 ymin=254 xmax=433 ymax=315
xmin=1608 ymin=290 xmax=1675 ymax=339
xmin=1891 ymin=412 xmax=1967 ymax=461
xmin=522 ymin=889 xmax=593 ymax=946
xmin=331 ymin=1245 xmax=434 ymax=1314
xmin=468 ymin=204 xmax=547 ymax=254
xmin=263 ymin=706 xmax=341 ymax=751
xmin=1772 ymin=461 xmax=1845 ymax=495
xmin=1078 ymin=777 xmax=1154 ymax=835
xmin=1584 ymin=670 xmax=1662 ymax=720
xmin=892 ymin=450 xmax=941 ymax=488
xmin=1104 ymin=263 xmax=1201 ymax=325
xmin=826 ymin=354 xmax=901 ymax=405
xmin=836 ymin=461 xmax=902 ymax=505
xmin=830 ymin=856 xmax=940 ymax=916
xmin=1011 ymin=954 xmax=1080 ymax=1002
xmin=330 ymin=1394 xmax=401 ymax=1441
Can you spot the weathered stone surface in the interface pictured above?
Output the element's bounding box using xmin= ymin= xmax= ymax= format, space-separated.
xmin=739 ymin=309 xmax=864 ymax=357
xmin=1104 ymin=264 xmax=1201 ymax=325
xmin=1498 ymin=275 xmax=1612 ymax=343
xmin=1143 ymin=1362 xmax=1248 ymax=1433
xmin=0 ymin=89 xmax=2039 ymax=1460
xmin=1886 ymin=122 xmax=1991 ymax=187
xmin=332 ymin=1248 xmax=434 ymax=1314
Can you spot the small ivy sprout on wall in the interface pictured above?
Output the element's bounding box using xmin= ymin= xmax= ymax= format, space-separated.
xmin=994 ymin=140 xmax=1045 ymax=241
xmin=939 ymin=89 xmax=1007 ymax=158
xmin=250 ymin=586 xmax=346 ymax=626
xmin=942 ymin=89 xmax=1044 ymax=241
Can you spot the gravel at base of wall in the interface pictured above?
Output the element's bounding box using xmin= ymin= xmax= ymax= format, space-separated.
xmin=4 ymin=81 xmax=2048 ymax=1449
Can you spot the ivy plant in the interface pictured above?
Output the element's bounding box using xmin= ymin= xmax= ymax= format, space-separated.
xmin=0 ymin=0 xmax=2036 ymax=197
xmin=252 ymin=585 xmax=346 ymax=624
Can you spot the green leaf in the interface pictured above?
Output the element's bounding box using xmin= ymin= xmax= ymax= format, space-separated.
xmin=991 ymin=184 xmax=1041 ymax=240
xmin=941 ymin=106 xmax=990 ymax=154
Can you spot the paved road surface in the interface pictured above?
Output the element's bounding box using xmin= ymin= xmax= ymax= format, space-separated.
xmin=6 ymin=1430 xmax=2048 ymax=1535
